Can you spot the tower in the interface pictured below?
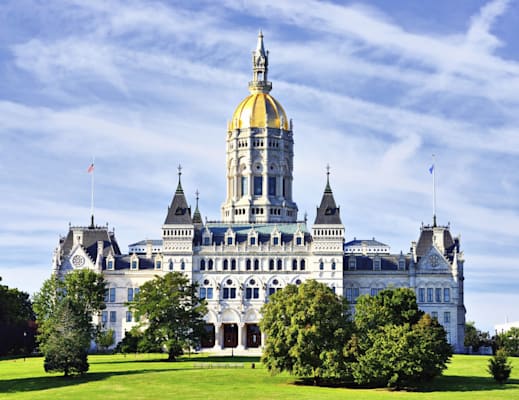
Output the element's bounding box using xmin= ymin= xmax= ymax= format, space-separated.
xmin=221 ymin=31 xmax=298 ymax=223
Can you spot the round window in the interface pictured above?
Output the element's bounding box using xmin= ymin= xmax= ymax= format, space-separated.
xmin=250 ymin=279 xmax=255 ymax=285
xmin=272 ymin=279 xmax=279 ymax=285
xmin=203 ymin=279 xmax=210 ymax=285
xmin=226 ymin=279 xmax=233 ymax=285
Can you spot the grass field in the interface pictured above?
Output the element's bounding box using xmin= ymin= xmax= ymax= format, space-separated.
xmin=1 ymin=354 xmax=518 ymax=400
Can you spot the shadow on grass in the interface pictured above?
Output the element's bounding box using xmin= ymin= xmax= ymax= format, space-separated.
xmin=295 ymin=375 xmax=519 ymax=393
xmin=415 ymin=375 xmax=519 ymax=392
xmin=0 ymin=368 xmax=177 ymax=394
xmin=186 ymin=355 xmax=260 ymax=364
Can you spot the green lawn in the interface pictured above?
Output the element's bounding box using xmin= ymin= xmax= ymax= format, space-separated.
xmin=0 ymin=354 xmax=518 ymax=399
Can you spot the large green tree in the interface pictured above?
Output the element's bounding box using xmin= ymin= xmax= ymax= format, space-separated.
xmin=260 ymin=280 xmax=352 ymax=384
xmin=350 ymin=288 xmax=452 ymax=388
xmin=130 ymin=272 xmax=207 ymax=361
xmin=0 ymin=277 xmax=36 ymax=356
xmin=497 ymin=327 xmax=519 ymax=356
xmin=33 ymin=270 xmax=106 ymax=376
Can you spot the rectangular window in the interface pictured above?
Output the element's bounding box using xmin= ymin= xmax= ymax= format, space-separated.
xmin=109 ymin=287 xmax=116 ymax=303
xmin=109 ymin=311 xmax=116 ymax=323
xmin=223 ymin=288 xmax=229 ymax=299
xmin=253 ymin=176 xmax=263 ymax=196
xmin=273 ymin=237 xmax=279 ymax=245
xmin=370 ymin=288 xmax=381 ymax=296
xmin=282 ymin=178 xmax=286 ymax=197
xmin=206 ymin=288 xmax=213 ymax=300
xmin=127 ymin=287 xmax=134 ymax=302
xmin=250 ymin=237 xmax=256 ymax=245
xmin=245 ymin=288 xmax=252 ymax=300
xmin=131 ymin=260 xmax=137 ymax=270
xmin=241 ymin=176 xmax=248 ymax=197
xmin=444 ymin=288 xmax=451 ymax=302
xmin=296 ymin=237 xmax=302 ymax=245
xmin=200 ymin=287 xmax=207 ymax=299
xmin=134 ymin=288 xmax=139 ymax=298
xmin=373 ymin=260 xmax=381 ymax=270
xmin=353 ymin=288 xmax=359 ymax=301
xmin=418 ymin=288 xmax=425 ymax=303
xmin=101 ymin=311 xmax=108 ymax=323
xmin=444 ymin=312 xmax=451 ymax=324
xmin=230 ymin=288 xmax=236 ymax=299
xmin=155 ymin=260 xmax=161 ymax=270
xmin=126 ymin=311 xmax=132 ymax=322
xmin=268 ymin=177 xmax=276 ymax=196
xmin=435 ymin=288 xmax=442 ymax=302
xmin=227 ymin=237 xmax=233 ymax=245
xmin=349 ymin=260 xmax=356 ymax=270
xmin=427 ymin=288 xmax=433 ymax=302
xmin=104 ymin=289 xmax=109 ymax=303
xmin=346 ymin=288 xmax=352 ymax=302
xmin=431 ymin=311 xmax=438 ymax=320
xmin=398 ymin=260 xmax=405 ymax=270
xmin=253 ymin=288 xmax=259 ymax=299
xmin=107 ymin=260 xmax=114 ymax=270
xmin=204 ymin=237 xmax=210 ymax=245
xmin=268 ymin=288 xmax=276 ymax=296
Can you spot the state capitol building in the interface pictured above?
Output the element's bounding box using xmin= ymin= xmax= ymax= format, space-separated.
xmin=52 ymin=33 xmax=466 ymax=353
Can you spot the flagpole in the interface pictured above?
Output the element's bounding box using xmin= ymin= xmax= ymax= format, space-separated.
xmin=90 ymin=157 xmax=95 ymax=228
xmin=432 ymin=154 xmax=436 ymax=227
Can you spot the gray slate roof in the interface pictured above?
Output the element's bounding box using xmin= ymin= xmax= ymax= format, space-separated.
xmin=164 ymin=179 xmax=192 ymax=225
xmin=60 ymin=226 xmax=121 ymax=259
xmin=314 ymin=178 xmax=342 ymax=225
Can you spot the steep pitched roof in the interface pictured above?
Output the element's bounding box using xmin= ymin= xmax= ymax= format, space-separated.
xmin=314 ymin=174 xmax=342 ymax=225
xmin=164 ymin=173 xmax=192 ymax=225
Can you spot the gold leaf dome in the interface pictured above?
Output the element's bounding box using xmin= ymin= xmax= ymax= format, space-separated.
xmin=230 ymin=92 xmax=289 ymax=131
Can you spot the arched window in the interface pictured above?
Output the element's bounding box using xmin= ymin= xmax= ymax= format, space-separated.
xmin=254 ymin=259 xmax=260 ymax=270
xmin=300 ymin=259 xmax=306 ymax=270
xmin=246 ymin=259 xmax=252 ymax=270
xmin=223 ymin=259 xmax=229 ymax=270
xmin=208 ymin=259 xmax=214 ymax=270
xmin=331 ymin=261 xmax=336 ymax=270
xmin=181 ymin=261 xmax=185 ymax=270
xmin=269 ymin=259 xmax=274 ymax=271
xmin=222 ymin=278 xmax=237 ymax=299
xmin=319 ymin=261 xmax=324 ymax=270
xmin=200 ymin=259 xmax=206 ymax=271
xmin=277 ymin=259 xmax=282 ymax=270
xmin=231 ymin=259 xmax=237 ymax=270
xmin=292 ymin=259 xmax=297 ymax=271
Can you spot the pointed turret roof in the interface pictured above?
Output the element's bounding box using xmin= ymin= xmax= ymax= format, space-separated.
xmin=192 ymin=190 xmax=203 ymax=226
xmin=314 ymin=166 xmax=342 ymax=225
xmin=164 ymin=165 xmax=192 ymax=225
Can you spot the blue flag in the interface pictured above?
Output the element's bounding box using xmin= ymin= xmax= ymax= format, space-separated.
xmin=429 ymin=164 xmax=434 ymax=174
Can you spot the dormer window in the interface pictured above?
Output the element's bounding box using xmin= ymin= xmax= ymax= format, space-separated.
xmin=250 ymin=237 xmax=256 ymax=246
xmin=227 ymin=237 xmax=233 ymax=245
xmin=155 ymin=260 xmax=162 ymax=270
xmin=296 ymin=237 xmax=302 ymax=245
xmin=273 ymin=237 xmax=279 ymax=245
xmin=131 ymin=260 xmax=138 ymax=270
xmin=168 ymin=260 xmax=174 ymax=271
xmin=348 ymin=258 xmax=356 ymax=270
xmin=373 ymin=258 xmax=381 ymax=271
xmin=106 ymin=258 xmax=114 ymax=270
xmin=204 ymin=237 xmax=210 ymax=245
xmin=398 ymin=259 xmax=406 ymax=270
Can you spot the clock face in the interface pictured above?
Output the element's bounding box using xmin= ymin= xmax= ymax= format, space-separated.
xmin=72 ymin=254 xmax=85 ymax=267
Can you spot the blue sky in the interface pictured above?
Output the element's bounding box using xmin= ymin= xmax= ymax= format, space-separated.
xmin=1 ymin=0 xmax=518 ymax=333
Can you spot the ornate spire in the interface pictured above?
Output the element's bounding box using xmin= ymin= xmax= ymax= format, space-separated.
xmin=176 ymin=164 xmax=183 ymax=194
xmin=325 ymin=164 xmax=332 ymax=193
xmin=193 ymin=189 xmax=203 ymax=225
xmin=249 ymin=30 xmax=272 ymax=94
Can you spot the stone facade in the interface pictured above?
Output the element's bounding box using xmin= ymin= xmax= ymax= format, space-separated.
xmin=51 ymin=33 xmax=465 ymax=353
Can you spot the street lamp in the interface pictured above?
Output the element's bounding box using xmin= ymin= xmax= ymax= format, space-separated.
xmin=23 ymin=331 xmax=27 ymax=362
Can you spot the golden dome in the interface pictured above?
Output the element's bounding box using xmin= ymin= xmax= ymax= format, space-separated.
xmin=230 ymin=93 xmax=289 ymax=131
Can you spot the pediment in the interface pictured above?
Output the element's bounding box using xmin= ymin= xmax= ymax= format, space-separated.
xmin=68 ymin=245 xmax=94 ymax=270
xmin=417 ymin=246 xmax=450 ymax=271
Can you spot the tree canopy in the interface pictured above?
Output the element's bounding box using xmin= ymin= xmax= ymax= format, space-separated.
xmin=350 ymin=288 xmax=452 ymax=388
xmin=130 ymin=272 xmax=207 ymax=361
xmin=260 ymin=280 xmax=352 ymax=383
xmin=0 ymin=277 xmax=36 ymax=356
xmin=33 ymin=270 xmax=106 ymax=376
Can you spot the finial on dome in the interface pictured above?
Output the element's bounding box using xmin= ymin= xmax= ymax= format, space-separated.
xmin=250 ymin=30 xmax=271 ymax=94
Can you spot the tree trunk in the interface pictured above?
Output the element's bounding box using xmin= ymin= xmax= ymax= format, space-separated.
xmin=167 ymin=352 xmax=176 ymax=362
